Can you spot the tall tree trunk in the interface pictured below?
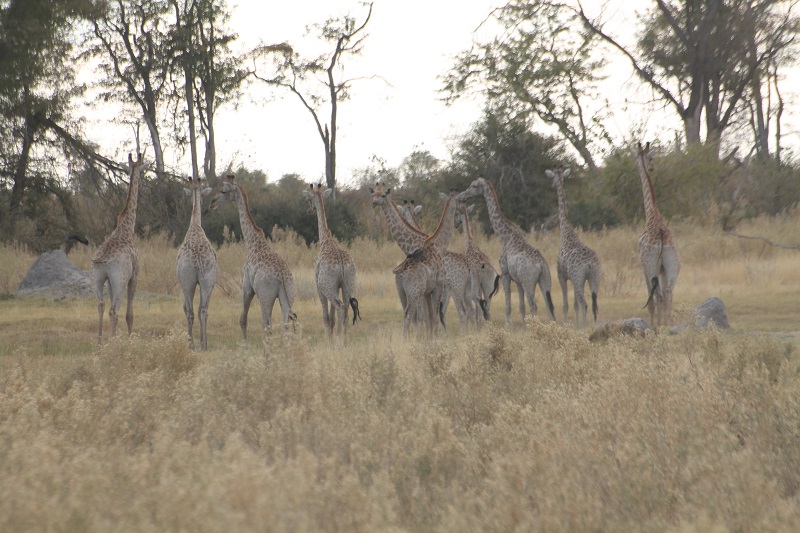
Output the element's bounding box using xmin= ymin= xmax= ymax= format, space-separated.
xmin=9 ymin=85 xmax=37 ymax=216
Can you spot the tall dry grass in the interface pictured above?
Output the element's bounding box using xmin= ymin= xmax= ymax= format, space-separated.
xmin=0 ymin=211 xmax=799 ymax=531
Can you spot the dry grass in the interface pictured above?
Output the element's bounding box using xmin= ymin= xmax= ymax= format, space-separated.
xmin=1 ymin=213 xmax=799 ymax=532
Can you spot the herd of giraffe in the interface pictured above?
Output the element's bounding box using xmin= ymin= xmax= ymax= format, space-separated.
xmin=91 ymin=142 xmax=680 ymax=349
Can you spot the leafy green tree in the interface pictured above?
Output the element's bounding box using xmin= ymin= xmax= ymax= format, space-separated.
xmin=0 ymin=0 xmax=88 ymax=241
xmin=443 ymin=0 xmax=609 ymax=172
xmin=444 ymin=109 xmax=572 ymax=234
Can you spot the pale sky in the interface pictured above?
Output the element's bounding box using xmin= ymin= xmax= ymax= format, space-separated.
xmin=88 ymin=0 xmax=800 ymax=184
xmin=214 ymin=0 xmax=503 ymax=186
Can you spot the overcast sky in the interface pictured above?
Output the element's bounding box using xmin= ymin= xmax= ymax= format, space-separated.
xmin=89 ymin=0 xmax=800 ymax=184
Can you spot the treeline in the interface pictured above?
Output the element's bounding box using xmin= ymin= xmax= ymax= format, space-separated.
xmin=2 ymin=1 xmax=800 ymax=252
xmin=6 ymin=110 xmax=799 ymax=254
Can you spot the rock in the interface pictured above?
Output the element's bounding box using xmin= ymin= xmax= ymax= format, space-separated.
xmin=17 ymin=250 xmax=94 ymax=298
xmin=589 ymin=317 xmax=652 ymax=341
xmin=695 ymin=296 xmax=730 ymax=329
xmin=670 ymin=296 xmax=730 ymax=334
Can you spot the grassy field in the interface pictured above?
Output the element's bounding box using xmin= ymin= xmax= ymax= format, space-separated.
xmin=1 ymin=212 xmax=799 ymax=531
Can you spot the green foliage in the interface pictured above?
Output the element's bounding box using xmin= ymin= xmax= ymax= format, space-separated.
xmin=442 ymin=110 xmax=571 ymax=234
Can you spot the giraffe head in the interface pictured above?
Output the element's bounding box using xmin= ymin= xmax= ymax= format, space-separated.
xmin=183 ymin=176 xmax=213 ymax=198
xmin=456 ymin=177 xmax=488 ymax=202
xmin=545 ymin=167 xmax=571 ymax=189
xmin=207 ymin=174 xmax=241 ymax=212
xmin=302 ymin=182 xmax=332 ymax=214
xmin=634 ymin=142 xmax=655 ymax=172
xmin=368 ymin=182 xmax=392 ymax=207
xmin=454 ymin=202 xmax=475 ymax=230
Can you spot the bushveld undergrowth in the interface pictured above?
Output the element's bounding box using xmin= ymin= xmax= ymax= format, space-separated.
xmin=0 ymin=212 xmax=799 ymax=531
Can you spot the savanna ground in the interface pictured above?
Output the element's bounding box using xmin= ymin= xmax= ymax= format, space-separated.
xmin=1 ymin=212 xmax=799 ymax=532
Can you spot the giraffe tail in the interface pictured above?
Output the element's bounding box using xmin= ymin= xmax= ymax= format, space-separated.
xmin=349 ymin=297 xmax=362 ymax=325
xmin=643 ymin=276 xmax=659 ymax=309
xmin=545 ymin=290 xmax=555 ymax=320
xmin=591 ymin=292 xmax=598 ymax=322
xmin=439 ymin=301 xmax=447 ymax=330
xmin=490 ymin=274 xmax=500 ymax=298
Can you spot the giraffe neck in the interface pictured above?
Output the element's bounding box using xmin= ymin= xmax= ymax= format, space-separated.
xmin=115 ymin=165 xmax=142 ymax=237
xmin=637 ymin=154 xmax=662 ymax=223
xmin=481 ymin=181 xmax=515 ymax=243
xmin=234 ymin=185 xmax=266 ymax=249
xmin=190 ymin=188 xmax=203 ymax=229
xmin=461 ymin=207 xmax=473 ymax=249
xmin=554 ymin=173 xmax=576 ymax=240
xmin=381 ymin=198 xmax=426 ymax=254
xmin=313 ymin=193 xmax=332 ymax=245
xmin=426 ymin=194 xmax=457 ymax=250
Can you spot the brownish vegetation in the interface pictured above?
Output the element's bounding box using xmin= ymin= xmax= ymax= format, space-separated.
xmin=0 ymin=212 xmax=798 ymax=532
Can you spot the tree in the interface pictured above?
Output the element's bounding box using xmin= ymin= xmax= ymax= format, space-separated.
xmin=442 ymin=0 xmax=609 ymax=172
xmin=0 ymin=0 xmax=88 ymax=239
xmin=86 ymin=0 xmax=171 ymax=174
xmin=252 ymin=2 xmax=374 ymax=192
xmin=576 ymin=0 xmax=800 ymax=156
xmin=166 ymin=0 xmax=244 ymax=180
xmin=444 ymin=109 xmax=571 ymax=233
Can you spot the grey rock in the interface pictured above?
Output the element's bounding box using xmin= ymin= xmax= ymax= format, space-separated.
xmin=17 ymin=250 xmax=94 ymax=298
xmin=695 ymin=296 xmax=729 ymax=329
xmin=670 ymin=296 xmax=730 ymax=334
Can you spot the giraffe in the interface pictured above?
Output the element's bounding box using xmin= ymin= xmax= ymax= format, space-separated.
xmin=368 ymin=183 xmax=439 ymax=331
xmin=455 ymin=201 xmax=500 ymax=328
xmin=456 ymin=178 xmax=555 ymax=324
xmin=207 ymin=175 xmax=297 ymax=339
xmin=546 ymin=167 xmax=601 ymax=328
xmin=92 ymin=152 xmax=145 ymax=341
xmin=302 ymin=183 xmax=361 ymax=338
xmin=633 ymin=142 xmax=680 ymax=327
xmin=176 ymin=176 xmax=217 ymax=351
xmin=392 ymin=195 xmax=459 ymax=338
xmin=396 ymin=198 xmax=471 ymax=328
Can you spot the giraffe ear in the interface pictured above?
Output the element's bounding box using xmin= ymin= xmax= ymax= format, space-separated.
xmin=385 ymin=188 xmax=391 ymax=195
xmin=438 ymin=192 xmax=448 ymax=200
xmin=466 ymin=204 xmax=476 ymax=214
xmin=183 ymin=188 xmax=192 ymax=196
xmin=301 ymin=190 xmax=314 ymax=199
xmin=545 ymin=170 xmax=554 ymax=178
xmin=201 ymin=187 xmax=213 ymax=196
xmin=322 ymin=188 xmax=333 ymax=198
xmin=562 ymin=168 xmax=571 ymax=178
xmin=368 ymin=187 xmax=374 ymax=194
xmin=413 ymin=205 xmax=423 ymax=214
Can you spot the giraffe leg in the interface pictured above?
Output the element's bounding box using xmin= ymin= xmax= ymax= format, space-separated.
xmin=125 ymin=272 xmax=138 ymax=335
xmin=341 ymin=289 xmax=350 ymax=338
xmin=198 ymin=282 xmax=212 ymax=352
xmin=182 ymin=282 xmax=197 ymax=349
xmin=259 ymin=290 xmax=279 ymax=337
xmin=525 ymin=278 xmax=538 ymax=321
xmin=558 ymin=269 xmax=569 ymax=324
xmin=319 ymin=292 xmax=332 ymax=337
xmin=500 ymin=256 xmax=512 ymax=325
xmin=240 ymin=278 xmax=256 ymax=341
xmin=517 ymin=281 xmax=527 ymax=321
xmin=574 ymin=277 xmax=588 ymax=329
xmin=94 ymin=274 xmax=106 ymax=341
xmin=108 ymin=275 xmax=126 ymax=337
